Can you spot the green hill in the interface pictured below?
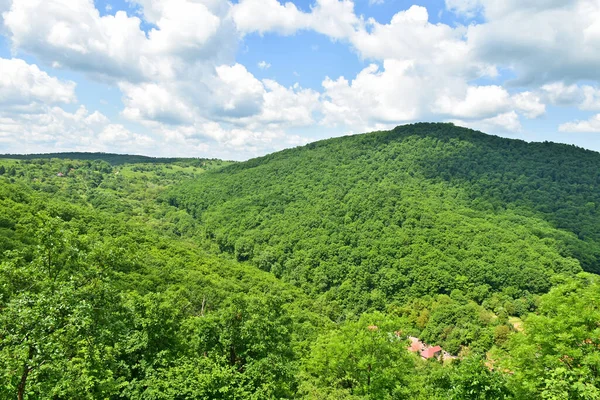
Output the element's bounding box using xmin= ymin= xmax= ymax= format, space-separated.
xmin=1 ymin=125 xmax=599 ymax=399
xmin=169 ymin=123 xmax=600 ymax=313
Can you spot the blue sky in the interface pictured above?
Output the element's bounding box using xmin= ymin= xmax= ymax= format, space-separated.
xmin=0 ymin=0 xmax=599 ymax=159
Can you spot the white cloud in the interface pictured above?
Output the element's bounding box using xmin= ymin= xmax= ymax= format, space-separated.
xmin=213 ymin=63 xmax=265 ymax=118
xmin=0 ymin=58 xmax=156 ymax=154
xmin=231 ymin=0 xmax=361 ymax=39
xmin=541 ymin=82 xmax=583 ymax=106
xmin=146 ymin=121 xmax=311 ymax=159
xmin=0 ymin=58 xmax=76 ymax=106
xmin=144 ymin=0 xmax=223 ymax=57
xmin=451 ymin=111 xmax=522 ymax=134
xmin=582 ymin=86 xmax=600 ymax=111
xmin=434 ymin=85 xmax=511 ymax=119
xmin=321 ymin=61 xmax=421 ymax=131
xmin=0 ymin=104 xmax=156 ymax=153
xmin=246 ymin=79 xmax=321 ymax=128
xmin=464 ymin=0 xmax=600 ymax=84
xmin=559 ymin=114 xmax=600 ymax=133
xmin=541 ymin=82 xmax=600 ymax=111
xmin=445 ymin=0 xmax=482 ymax=17
xmin=447 ymin=0 xmax=570 ymax=19
xmin=3 ymin=1 xmax=150 ymax=81
xmin=99 ymin=124 xmax=154 ymax=147
xmin=351 ymin=6 xmax=471 ymax=70
xmin=231 ymin=0 xmax=308 ymax=35
xmin=512 ymin=91 xmax=546 ymax=118
xmin=258 ymin=61 xmax=271 ymax=69
xmin=2 ymin=0 xmax=235 ymax=82
xmin=119 ymin=82 xmax=196 ymax=125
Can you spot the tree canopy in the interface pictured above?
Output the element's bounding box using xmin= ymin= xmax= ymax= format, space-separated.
xmin=1 ymin=123 xmax=600 ymax=398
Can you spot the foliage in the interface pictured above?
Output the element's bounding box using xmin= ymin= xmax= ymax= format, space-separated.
xmin=300 ymin=312 xmax=414 ymax=399
xmin=169 ymin=123 xmax=588 ymax=317
xmin=498 ymin=273 xmax=600 ymax=399
xmin=1 ymin=124 xmax=600 ymax=398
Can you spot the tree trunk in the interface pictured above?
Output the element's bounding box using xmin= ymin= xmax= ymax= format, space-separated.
xmin=229 ymin=345 xmax=236 ymax=366
xmin=17 ymin=346 xmax=34 ymax=400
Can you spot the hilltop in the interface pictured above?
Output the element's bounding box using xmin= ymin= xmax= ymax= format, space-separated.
xmin=169 ymin=122 xmax=600 ymax=308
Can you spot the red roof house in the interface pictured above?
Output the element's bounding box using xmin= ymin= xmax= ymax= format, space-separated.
xmin=421 ymin=346 xmax=442 ymax=359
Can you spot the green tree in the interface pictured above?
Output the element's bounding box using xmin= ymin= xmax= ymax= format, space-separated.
xmin=500 ymin=273 xmax=600 ymax=399
xmin=300 ymin=312 xmax=414 ymax=399
xmin=428 ymin=356 xmax=513 ymax=399
xmin=0 ymin=215 xmax=128 ymax=399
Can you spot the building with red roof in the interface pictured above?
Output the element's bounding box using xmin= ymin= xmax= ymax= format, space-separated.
xmin=421 ymin=346 xmax=442 ymax=360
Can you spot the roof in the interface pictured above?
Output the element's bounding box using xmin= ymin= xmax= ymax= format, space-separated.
xmin=407 ymin=337 xmax=424 ymax=352
xmin=421 ymin=346 xmax=442 ymax=359
xmin=408 ymin=341 xmax=423 ymax=352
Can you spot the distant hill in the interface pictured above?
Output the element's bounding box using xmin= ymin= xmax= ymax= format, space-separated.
xmin=0 ymin=152 xmax=223 ymax=166
xmin=168 ymin=122 xmax=600 ymax=313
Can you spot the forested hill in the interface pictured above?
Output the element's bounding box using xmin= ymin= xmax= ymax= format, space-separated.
xmin=169 ymin=122 xmax=600 ymax=309
xmin=0 ymin=152 xmax=226 ymax=166
xmin=1 ymin=133 xmax=600 ymax=398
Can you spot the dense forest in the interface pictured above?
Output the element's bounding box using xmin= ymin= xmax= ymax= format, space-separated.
xmin=1 ymin=123 xmax=599 ymax=399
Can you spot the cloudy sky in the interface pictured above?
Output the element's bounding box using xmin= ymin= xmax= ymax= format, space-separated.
xmin=1 ymin=0 xmax=600 ymax=160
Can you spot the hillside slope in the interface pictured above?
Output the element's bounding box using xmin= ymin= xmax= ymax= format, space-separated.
xmin=0 ymin=158 xmax=324 ymax=398
xmin=2 ymin=142 xmax=599 ymax=398
xmin=169 ymin=123 xmax=600 ymax=314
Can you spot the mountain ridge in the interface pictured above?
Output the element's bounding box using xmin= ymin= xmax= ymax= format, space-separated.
xmin=0 ymin=151 xmax=224 ymax=166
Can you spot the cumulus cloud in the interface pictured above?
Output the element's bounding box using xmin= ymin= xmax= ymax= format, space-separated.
xmin=582 ymin=86 xmax=600 ymax=111
xmin=2 ymin=0 xmax=235 ymax=82
xmin=231 ymin=0 xmax=361 ymax=39
xmin=541 ymin=82 xmax=600 ymax=111
xmin=559 ymin=114 xmax=600 ymax=133
xmin=450 ymin=111 xmax=522 ymax=134
xmin=321 ymin=62 xmax=421 ymax=131
xmin=146 ymin=121 xmax=311 ymax=159
xmin=0 ymin=104 xmax=156 ymax=154
xmin=445 ymin=0 xmax=482 ymax=17
xmin=351 ymin=6 xmax=475 ymax=72
xmin=0 ymin=57 xmax=156 ymax=154
xmin=0 ymin=58 xmax=76 ymax=106
xmin=434 ymin=86 xmax=511 ymax=119
xmin=213 ymin=63 xmax=265 ymax=118
xmin=231 ymin=0 xmax=308 ymax=35
xmin=119 ymin=82 xmax=196 ymax=125
xmin=463 ymin=0 xmax=600 ymax=84
xmin=512 ymin=91 xmax=546 ymax=119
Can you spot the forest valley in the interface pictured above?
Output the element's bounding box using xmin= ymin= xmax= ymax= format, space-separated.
xmin=0 ymin=123 xmax=599 ymax=399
